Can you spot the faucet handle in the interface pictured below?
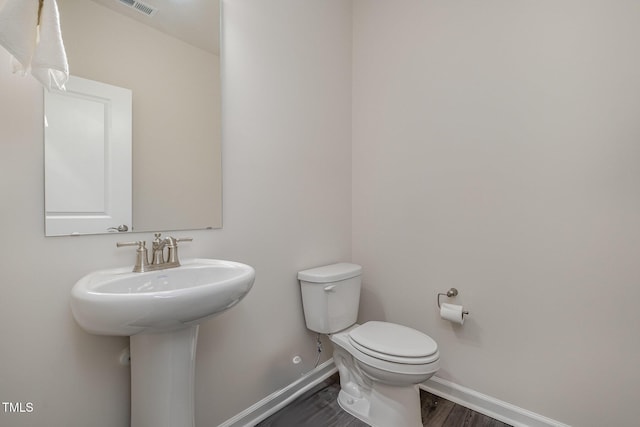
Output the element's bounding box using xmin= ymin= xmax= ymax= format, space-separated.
xmin=165 ymin=237 xmax=193 ymax=264
xmin=116 ymin=241 xmax=149 ymax=273
xmin=163 ymin=236 xmax=193 ymax=246
xmin=116 ymin=240 xmax=145 ymax=249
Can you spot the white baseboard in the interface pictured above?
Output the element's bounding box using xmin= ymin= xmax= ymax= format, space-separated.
xmin=218 ymin=359 xmax=569 ymax=427
xmin=217 ymin=359 xmax=338 ymax=427
xmin=421 ymin=376 xmax=571 ymax=427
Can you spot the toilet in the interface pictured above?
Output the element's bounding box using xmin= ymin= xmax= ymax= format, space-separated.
xmin=298 ymin=263 xmax=439 ymax=427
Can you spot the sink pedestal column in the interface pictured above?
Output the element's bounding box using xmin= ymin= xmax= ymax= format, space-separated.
xmin=130 ymin=325 xmax=199 ymax=427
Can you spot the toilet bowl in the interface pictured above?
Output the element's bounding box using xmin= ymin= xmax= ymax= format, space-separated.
xmin=331 ymin=322 xmax=439 ymax=427
xmin=298 ymin=263 xmax=440 ymax=427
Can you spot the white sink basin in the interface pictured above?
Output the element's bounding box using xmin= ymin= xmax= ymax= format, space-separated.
xmin=70 ymin=258 xmax=255 ymax=427
xmin=71 ymin=258 xmax=255 ymax=335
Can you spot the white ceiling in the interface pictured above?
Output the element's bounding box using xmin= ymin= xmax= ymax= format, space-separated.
xmin=89 ymin=0 xmax=220 ymax=55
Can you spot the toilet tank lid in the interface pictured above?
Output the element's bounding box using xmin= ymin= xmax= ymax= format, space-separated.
xmin=298 ymin=263 xmax=362 ymax=283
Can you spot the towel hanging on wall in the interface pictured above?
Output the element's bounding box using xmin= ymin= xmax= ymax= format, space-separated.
xmin=0 ymin=0 xmax=69 ymax=90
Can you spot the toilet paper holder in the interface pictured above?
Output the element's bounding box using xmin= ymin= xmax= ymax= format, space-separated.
xmin=437 ymin=288 xmax=469 ymax=315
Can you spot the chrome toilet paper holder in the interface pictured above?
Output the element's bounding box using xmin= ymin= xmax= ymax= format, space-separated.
xmin=437 ymin=288 xmax=469 ymax=315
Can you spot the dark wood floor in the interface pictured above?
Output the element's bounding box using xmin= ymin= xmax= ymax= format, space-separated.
xmin=257 ymin=375 xmax=511 ymax=427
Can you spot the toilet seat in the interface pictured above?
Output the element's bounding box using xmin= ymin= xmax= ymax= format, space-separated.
xmin=331 ymin=326 xmax=439 ymax=379
xmin=348 ymin=321 xmax=439 ymax=365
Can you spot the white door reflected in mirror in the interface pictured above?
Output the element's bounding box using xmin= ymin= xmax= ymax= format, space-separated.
xmin=44 ymin=75 xmax=132 ymax=236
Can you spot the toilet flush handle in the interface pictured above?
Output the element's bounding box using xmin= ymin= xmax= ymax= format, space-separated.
xmin=324 ymin=285 xmax=336 ymax=292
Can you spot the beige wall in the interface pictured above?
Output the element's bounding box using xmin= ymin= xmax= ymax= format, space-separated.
xmin=58 ymin=0 xmax=221 ymax=231
xmin=0 ymin=1 xmax=352 ymax=426
xmin=352 ymin=1 xmax=640 ymax=426
xmin=4 ymin=1 xmax=639 ymax=426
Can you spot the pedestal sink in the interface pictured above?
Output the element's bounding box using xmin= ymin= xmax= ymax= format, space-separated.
xmin=70 ymin=258 xmax=255 ymax=427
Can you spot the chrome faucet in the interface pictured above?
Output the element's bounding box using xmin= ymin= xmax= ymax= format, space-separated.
xmin=151 ymin=233 xmax=167 ymax=265
xmin=117 ymin=233 xmax=193 ymax=273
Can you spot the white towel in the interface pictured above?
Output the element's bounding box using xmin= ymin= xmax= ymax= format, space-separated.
xmin=31 ymin=0 xmax=69 ymax=90
xmin=0 ymin=0 xmax=68 ymax=90
xmin=0 ymin=0 xmax=39 ymax=74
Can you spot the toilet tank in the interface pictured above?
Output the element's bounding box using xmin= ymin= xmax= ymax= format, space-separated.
xmin=298 ymin=263 xmax=362 ymax=334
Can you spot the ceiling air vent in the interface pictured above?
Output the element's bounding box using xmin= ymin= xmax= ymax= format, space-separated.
xmin=117 ymin=0 xmax=158 ymax=17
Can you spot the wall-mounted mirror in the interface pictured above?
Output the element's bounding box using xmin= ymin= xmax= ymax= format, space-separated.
xmin=45 ymin=0 xmax=221 ymax=236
